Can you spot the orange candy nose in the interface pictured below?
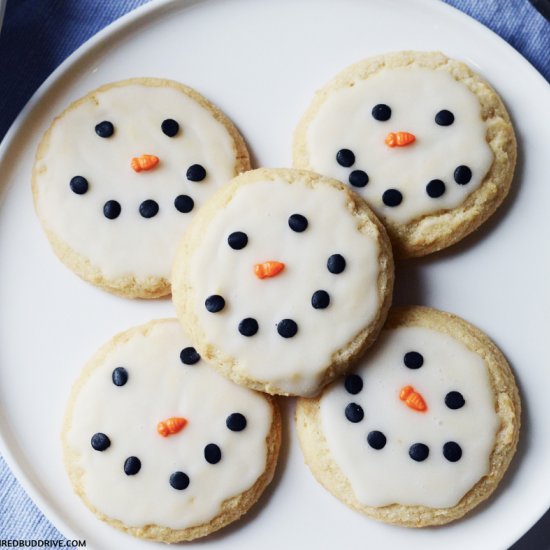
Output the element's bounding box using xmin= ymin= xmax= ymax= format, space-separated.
xmin=157 ymin=417 xmax=187 ymax=437
xmin=131 ymin=154 xmax=160 ymax=172
xmin=254 ymin=261 xmax=285 ymax=279
xmin=399 ymin=385 xmax=427 ymax=412
xmin=385 ymin=132 xmax=416 ymax=148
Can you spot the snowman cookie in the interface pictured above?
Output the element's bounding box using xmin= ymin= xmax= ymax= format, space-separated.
xmin=172 ymin=168 xmax=394 ymax=397
xmin=293 ymin=51 xmax=516 ymax=257
xmin=295 ymin=307 xmax=520 ymax=526
xmin=62 ymin=319 xmax=280 ymax=542
xmin=33 ymin=78 xmax=250 ymax=298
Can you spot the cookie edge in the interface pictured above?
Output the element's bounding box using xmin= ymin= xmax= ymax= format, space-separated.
xmin=292 ymin=50 xmax=517 ymax=258
xmin=171 ymin=166 xmax=394 ymax=397
xmin=32 ymin=77 xmax=252 ymax=299
xmin=61 ymin=318 xmax=281 ymax=541
xmin=295 ymin=305 xmax=521 ymax=527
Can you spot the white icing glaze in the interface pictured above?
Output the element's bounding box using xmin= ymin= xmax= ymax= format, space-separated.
xmin=65 ymin=320 xmax=273 ymax=530
xmin=35 ymin=82 xmax=240 ymax=280
xmin=186 ymin=175 xmax=382 ymax=396
xmin=320 ymin=326 xmax=499 ymax=508
xmin=305 ymin=68 xmax=494 ymax=224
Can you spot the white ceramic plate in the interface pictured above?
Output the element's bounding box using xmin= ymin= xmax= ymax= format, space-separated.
xmin=1 ymin=0 xmax=549 ymax=548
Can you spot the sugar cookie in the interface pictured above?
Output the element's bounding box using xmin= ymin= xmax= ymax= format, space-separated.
xmin=172 ymin=167 xmax=393 ymax=397
xmin=293 ymin=51 xmax=516 ymax=257
xmin=62 ymin=319 xmax=280 ymax=541
xmin=296 ymin=306 xmax=520 ymax=526
xmin=33 ymin=78 xmax=250 ymax=297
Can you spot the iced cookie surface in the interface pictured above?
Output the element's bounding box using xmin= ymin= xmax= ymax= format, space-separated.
xmin=33 ymin=78 xmax=250 ymax=297
xmin=62 ymin=319 xmax=280 ymax=542
xmin=172 ymin=168 xmax=394 ymax=397
xmin=294 ymin=51 xmax=516 ymax=257
xmin=296 ymin=306 xmax=520 ymax=526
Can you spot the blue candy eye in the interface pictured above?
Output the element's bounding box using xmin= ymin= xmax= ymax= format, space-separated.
xmin=161 ymin=118 xmax=179 ymax=137
xmin=372 ymin=104 xmax=391 ymax=121
xmin=435 ymin=110 xmax=454 ymax=126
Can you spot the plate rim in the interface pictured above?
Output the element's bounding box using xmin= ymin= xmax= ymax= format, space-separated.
xmin=0 ymin=0 xmax=548 ymax=546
